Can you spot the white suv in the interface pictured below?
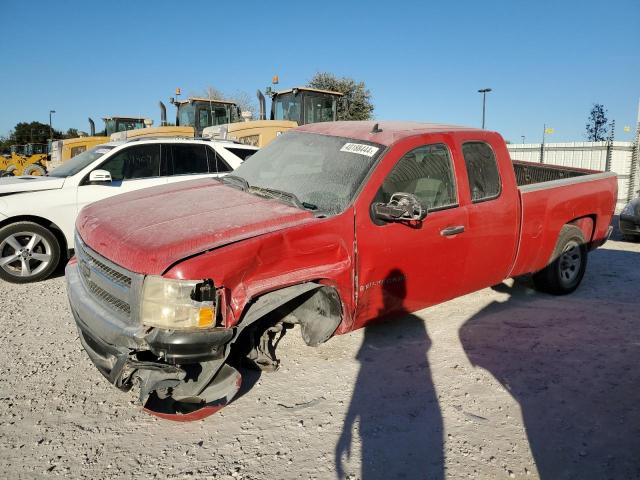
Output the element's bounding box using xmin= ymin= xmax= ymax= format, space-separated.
xmin=0 ymin=138 xmax=257 ymax=283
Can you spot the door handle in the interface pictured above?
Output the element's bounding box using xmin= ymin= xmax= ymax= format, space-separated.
xmin=440 ymin=225 xmax=465 ymax=236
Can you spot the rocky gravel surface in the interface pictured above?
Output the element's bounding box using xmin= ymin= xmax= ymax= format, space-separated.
xmin=0 ymin=237 xmax=639 ymax=479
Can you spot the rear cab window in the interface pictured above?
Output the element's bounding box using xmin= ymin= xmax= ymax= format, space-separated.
xmin=461 ymin=142 xmax=501 ymax=202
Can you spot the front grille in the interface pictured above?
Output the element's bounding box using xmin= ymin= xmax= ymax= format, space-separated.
xmin=75 ymin=234 xmax=137 ymax=322
xmin=86 ymin=281 xmax=131 ymax=316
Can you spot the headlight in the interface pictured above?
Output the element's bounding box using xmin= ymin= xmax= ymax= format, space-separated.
xmin=621 ymin=203 xmax=634 ymax=216
xmin=140 ymin=276 xmax=216 ymax=330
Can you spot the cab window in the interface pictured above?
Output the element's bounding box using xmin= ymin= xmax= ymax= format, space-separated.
xmin=377 ymin=144 xmax=457 ymax=211
xmin=462 ymin=142 xmax=501 ymax=202
xmin=303 ymin=95 xmax=334 ymax=124
xmin=98 ymin=145 xmax=161 ymax=181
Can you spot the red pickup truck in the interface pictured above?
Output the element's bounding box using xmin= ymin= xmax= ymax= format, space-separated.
xmin=66 ymin=121 xmax=617 ymax=420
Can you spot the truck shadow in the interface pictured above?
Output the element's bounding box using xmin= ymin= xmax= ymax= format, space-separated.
xmin=459 ymin=247 xmax=640 ymax=479
xmin=335 ymin=270 xmax=444 ymax=480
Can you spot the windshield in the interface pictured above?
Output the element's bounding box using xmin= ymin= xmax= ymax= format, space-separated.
xmin=48 ymin=145 xmax=115 ymax=178
xmin=231 ymin=132 xmax=384 ymax=214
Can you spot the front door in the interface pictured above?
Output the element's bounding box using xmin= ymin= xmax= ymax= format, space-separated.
xmin=354 ymin=140 xmax=469 ymax=329
xmin=76 ymin=143 xmax=167 ymax=213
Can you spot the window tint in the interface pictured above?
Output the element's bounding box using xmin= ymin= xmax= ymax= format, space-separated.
xmin=99 ymin=145 xmax=161 ymax=181
xmin=462 ymin=142 xmax=501 ymax=202
xmin=225 ymin=147 xmax=255 ymax=161
xmin=378 ymin=144 xmax=457 ymax=210
xmin=206 ymin=147 xmax=232 ymax=173
xmin=170 ymin=144 xmax=209 ymax=175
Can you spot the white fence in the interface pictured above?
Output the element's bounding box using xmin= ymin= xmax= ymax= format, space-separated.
xmin=508 ymin=141 xmax=639 ymax=211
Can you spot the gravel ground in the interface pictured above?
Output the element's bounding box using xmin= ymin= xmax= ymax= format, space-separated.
xmin=0 ymin=235 xmax=639 ymax=479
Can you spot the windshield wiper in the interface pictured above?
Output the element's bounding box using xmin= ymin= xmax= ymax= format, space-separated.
xmin=248 ymin=186 xmax=317 ymax=211
xmin=220 ymin=175 xmax=249 ymax=191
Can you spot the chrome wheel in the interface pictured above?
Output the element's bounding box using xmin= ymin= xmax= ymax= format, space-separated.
xmin=0 ymin=231 xmax=53 ymax=278
xmin=558 ymin=240 xmax=582 ymax=286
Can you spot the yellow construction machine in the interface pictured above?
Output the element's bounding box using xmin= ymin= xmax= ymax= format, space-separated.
xmin=0 ymin=143 xmax=50 ymax=176
xmin=206 ymin=86 xmax=344 ymax=147
xmin=48 ymin=116 xmax=147 ymax=170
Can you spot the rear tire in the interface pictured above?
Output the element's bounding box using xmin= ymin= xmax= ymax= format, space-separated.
xmin=532 ymin=225 xmax=587 ymax=295
xmin=0 ymin=222 xmax=61 ymax=283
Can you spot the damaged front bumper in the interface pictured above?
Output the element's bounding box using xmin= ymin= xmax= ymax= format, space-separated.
xmin=66 ymin=260 xmax=240 ymax=420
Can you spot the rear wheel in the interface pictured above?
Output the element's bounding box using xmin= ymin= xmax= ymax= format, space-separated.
xmin=0 ymin=222 xmax=61 ymax=283
xmin=532 ymin=225 xmax=587 ymax=295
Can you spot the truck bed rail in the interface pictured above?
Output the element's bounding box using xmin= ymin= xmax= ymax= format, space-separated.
xmin=513 ymin=160 xmax=594 ymax=187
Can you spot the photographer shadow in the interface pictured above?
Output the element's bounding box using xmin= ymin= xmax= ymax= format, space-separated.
xmin=335 ymin=269 xmax=444 ymax=480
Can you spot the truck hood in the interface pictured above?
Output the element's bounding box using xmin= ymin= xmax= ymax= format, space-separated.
xmin=76 ymin=178 xmax=317 ymax=275
xmin=0 ymin=176 xmax=66 ymax=194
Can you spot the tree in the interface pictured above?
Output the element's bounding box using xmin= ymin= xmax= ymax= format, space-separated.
xmin=64 ymin=128 xmax=80 ymax=139
xmin=585 ymin=104 xmax=609 ymax=141
xmin=307 ymin=72 xmax=374 ymax=121
xmin=11 ymin=121 xmax=63 ymax=144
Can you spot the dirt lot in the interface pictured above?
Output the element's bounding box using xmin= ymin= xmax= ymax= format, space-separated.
xmin=0 ymin=234 xmax=639 ymax=479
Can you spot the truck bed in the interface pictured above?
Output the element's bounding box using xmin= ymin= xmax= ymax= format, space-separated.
xmin=513 ymin=160 xmax=596 ymax=187
xmin=508 ymin=160 xmax=617 ymax=277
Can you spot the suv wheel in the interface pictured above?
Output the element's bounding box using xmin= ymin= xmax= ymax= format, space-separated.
xmin=0 ymin=222 xmax=61 ymax=283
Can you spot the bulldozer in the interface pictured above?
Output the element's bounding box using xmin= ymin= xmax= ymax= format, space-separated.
xmin=109 ymin=96 xmax=242 ymax=141
xmin=0 ymin=143 xmax=50 ymax=176
xmin=205 ymin=86 xmax=344 ymax=147
xmin=48 ymin=116 xmax=148 ymax=170
xmin=171 ymin=96 xmax=241 ymax=137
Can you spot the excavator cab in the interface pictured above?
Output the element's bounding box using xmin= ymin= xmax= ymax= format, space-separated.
xmin=270 ymin=87 xmax=342 ymax=125
xmin=172 ymin=98 xmax=241 ymax=137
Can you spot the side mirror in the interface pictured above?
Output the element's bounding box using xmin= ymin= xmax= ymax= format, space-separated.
xmin=89 ymin=169 xmax=112 ymax=183
xmin=373 ymin=192 xmax=427 ymax=222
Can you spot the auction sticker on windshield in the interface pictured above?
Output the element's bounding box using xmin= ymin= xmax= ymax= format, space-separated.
xmin=340 ymin=143 xmax=379 ymax=157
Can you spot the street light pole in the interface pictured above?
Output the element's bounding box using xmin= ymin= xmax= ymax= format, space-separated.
xmin=478 ymin=88 xmax=492 ymax=129
xmin=49 ymin=110 xmax=56 ymax=141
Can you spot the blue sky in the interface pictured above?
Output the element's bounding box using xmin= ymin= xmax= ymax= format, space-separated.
xmin=1 ymin=0 xmax=638 ymax=143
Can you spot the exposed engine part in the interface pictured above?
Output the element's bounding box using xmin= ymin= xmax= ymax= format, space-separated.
xmin=246 ymin=321 xmax=289 ymax=372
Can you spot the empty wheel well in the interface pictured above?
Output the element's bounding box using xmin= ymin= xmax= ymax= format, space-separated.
xmin=0 ymin=215 xmax=69 ymax=258
xmin=230 ymin=283 xmax=344 ymax=366
xmin=567 ymin=215 xmax=596 ymax=246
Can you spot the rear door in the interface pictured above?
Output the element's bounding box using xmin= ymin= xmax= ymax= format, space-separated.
xmin=353 ymin=136 xmax=470 ymax=328
xmin=76 ymin=143 xmax=166 ymax=213
xmin=453 ymin=135 xmax=520 ymax=291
